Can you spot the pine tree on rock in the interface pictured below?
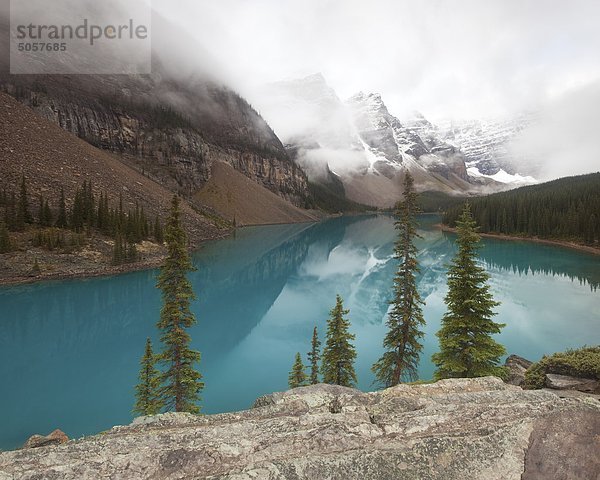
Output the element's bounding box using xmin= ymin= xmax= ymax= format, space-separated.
xmin=133 ymin=338 xmax=163 ymax=416
xmin=432 ymin=203 xmax=507 ymax=380
xmin=372 ymin=172 xmax=425 ymax=386
xmin=288 ymin=352 xmax=308 ymax=389
xmin=321 ymin=295 xmax=357 ymax=387
xmin=156 ymin=195 xmax=203 ymax=413
xmin=307 ymin=326 xmax=321 ymax=385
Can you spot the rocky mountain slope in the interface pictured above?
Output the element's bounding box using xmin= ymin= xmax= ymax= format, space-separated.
xmin=0 ymin=92 xmax=229 ymax=282
xmin=0 ymin=15 xmax=309 ymax=210
xmin=0 ymin=71 xmax=309 ymax=206
xmin=195 ymin=161 xmax=318 ymax=225
xmin=1 ymin=377 xmax=598 ymax=479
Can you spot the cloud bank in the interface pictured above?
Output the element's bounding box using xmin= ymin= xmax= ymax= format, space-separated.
xmin=511 ymin=81 xmax=600 ymax=180
xmin=152 ymin=0 xmax=600 ymax=122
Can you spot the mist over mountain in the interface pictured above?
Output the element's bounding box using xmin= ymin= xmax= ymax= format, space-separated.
xmin=169 ymin=0 xmax=599 ymax=186
xmin=254 ymin=73 xmax=545 ymax=206
xmin=0 ymin=8 xmax=311 ymax=218
xmin=2 ymin=0 xmax=599 ymax=211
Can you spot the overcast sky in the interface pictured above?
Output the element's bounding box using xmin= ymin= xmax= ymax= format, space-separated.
xmin=153 ymin=0 xmax=600 ymax=122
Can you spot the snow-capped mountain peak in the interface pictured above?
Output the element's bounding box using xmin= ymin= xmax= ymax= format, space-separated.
xmin=255 ymin=73 xmax=538 ymax=206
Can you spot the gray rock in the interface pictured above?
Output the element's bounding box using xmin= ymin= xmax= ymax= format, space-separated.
xmin=545 ymin=373 xmax=600 ymax=393
xmin=22 ymin=429 xmax=68 ymax=449
xmin=541 ymin=388 xmax=600 ymax=401
xmin=504 ymin=354 xmax=533 ymax=386
xmin=1 ymin=377 xmax=599 ymax=480
xmin=522 ymin=410 xmax=600 ymax=479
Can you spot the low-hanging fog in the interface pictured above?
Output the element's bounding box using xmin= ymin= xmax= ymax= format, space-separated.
xmin=150 ymin=0 xmax=600 ymax=180
xmin=5 ymin=0 xmax=599 ymax=179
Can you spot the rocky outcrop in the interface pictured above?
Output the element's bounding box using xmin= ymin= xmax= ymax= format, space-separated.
xmin=22 ymin=430 xmax=68 ymax=449
xmin=505 ymin=354 xmax=533 ymax=386
xmin=1 ymin=377 xmax=598 ymax=479
xmin=523 ymin=410 xmax=600 ymax=479
xmin=545 ymin=373 xmax=600 ymax=393
xmin=505 ymin=353 xmax=600 ymax=395
xmin=0 ymin=73 xmax=309 ymax=208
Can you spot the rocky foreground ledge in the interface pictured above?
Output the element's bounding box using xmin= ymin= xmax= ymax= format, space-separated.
xmin=1 ymin=378 xmax=599 ymax=480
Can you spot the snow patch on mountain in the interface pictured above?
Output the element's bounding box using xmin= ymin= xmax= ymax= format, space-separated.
xmin=437 ymin=115 xmax=541 ymax=179
xmin=467 ymin=166 xmax=537 ymax=185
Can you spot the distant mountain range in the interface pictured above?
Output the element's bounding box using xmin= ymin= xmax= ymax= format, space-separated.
xmin=432 ymin=115 xmax=541 ymax=183
xmin=257 ymin=73 xmax=540 ymax=206
xmin=1 ymin=16 xmax=541 ymax=214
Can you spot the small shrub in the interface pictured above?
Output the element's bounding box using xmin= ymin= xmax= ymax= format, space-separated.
xmin=523 ymin=346 xmax=600 ymax=389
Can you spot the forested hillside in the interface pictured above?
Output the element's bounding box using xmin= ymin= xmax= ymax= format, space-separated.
xmin=442 ymin=173 xmax=600 ymax=246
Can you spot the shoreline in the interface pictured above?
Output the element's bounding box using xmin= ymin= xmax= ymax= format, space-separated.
xmin=437 ymin=224 xmax=600 ymax=256
xmin=0 ymin=257 xmax=165 ymax=287
xmin=0 ymin=214 xmax=337 ymax=287
xmin=0 ymin=232 xmax=231 ymax=288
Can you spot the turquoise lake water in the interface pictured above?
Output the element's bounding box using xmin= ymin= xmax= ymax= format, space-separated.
xmin=0 ymin=214 xmax=599 ymax=450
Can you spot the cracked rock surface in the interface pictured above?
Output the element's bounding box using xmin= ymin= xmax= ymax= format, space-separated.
xmin=0 ymin=377 xmax=598 ymax=479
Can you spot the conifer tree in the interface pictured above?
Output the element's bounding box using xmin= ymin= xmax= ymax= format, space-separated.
xmin=432 ymin=203 xmax=507 ymax=380
xmin=42 ymin=199 xmax=52 ymax=227
xmin=288 ymin=352 xmax=308 ymax=389
xmin=56 ymin=188 xmax=68 ymax=228
xmin=0 ymin=221 xmax=11 ymax=253
xmin=70 ymin=187 xmax=85 ymax=232
xmin=31 ymin=257 xmax=41 ymax=275
xmin=126 ymin=240 xmax=139 ymax=263
xmin=321 ymin=295 xmax=357 ymax=387
xmin=16 ymin=175 xmax=31 ymax=230
xmin=372 ymin=172 xmax=425 ymax=386
xmin=4 ymin=192 xmax=16 ymax=230
xmin=38 ymin=195 xmax=44 ymax=225
xmin=154 ymin=215 xmax=164 ymax=244
xmin=156 ymin=195 xmax=203 ymax=413
xmin=307 ymin=326 xmax=321 ymax=384
xmin=133 ymin=338 xmax=163 ymax=416
xmin=112 ymin=234 xmax=125 ymax=265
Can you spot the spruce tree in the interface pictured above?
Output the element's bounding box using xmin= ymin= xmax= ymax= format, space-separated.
xmin=56 ymin=188 xmax=68 ymax=228
xmin=156 ymin=195 xmax=203 ymax=413
xmin=112 ymin=234 xmax=125 ymax=265
xmin=372 ymin=172 xmax=425 ymax=386
xmin=4 ymin=192 xmax=16 ymax=230
xmin=288 ymin=352 xmax=308 ymax=389
xmin=133 ymin=338 xmax=163 ymax=416
xmin=154 ymin=215 xmax=164 ymax=244
xmin=321 ymin=295 xmax=357 ymax=387
xmin=432 ymin=203 xmax=507 ymax=380
xmin=16 ymin=175 xmax=31 ymax=230
xmin=126 ymin=240 xmax=139 ymax=263
xmin=38 ymin=195 xmax=44 ymax=225
xmin=71 ymin=187 xmax=84 ymax=232
xmin=43 ymin=199 xmax=52 ymax=227
xmin=307 ymin=326 xmax=321 ymax=385
xmin=0 ymin=221 xmax=11 ymax=253
xmin=31 ymin=257 xmax=41 ymax=275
